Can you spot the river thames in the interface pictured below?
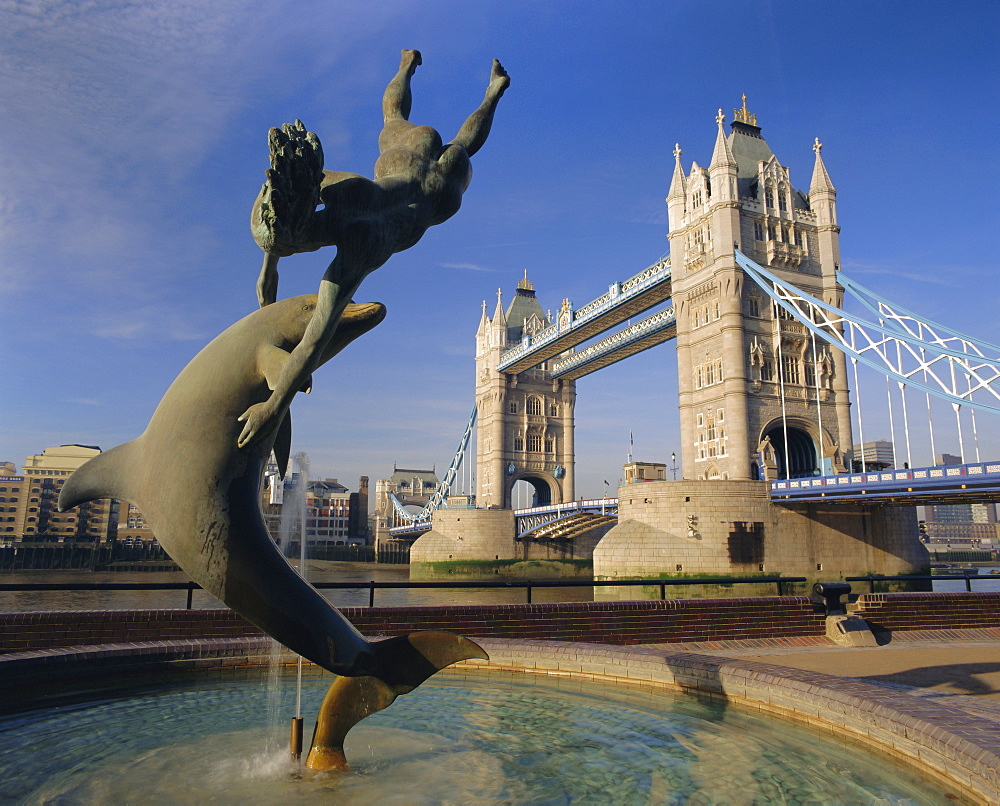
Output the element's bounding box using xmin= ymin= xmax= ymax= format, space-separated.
xmin=1 ymin=563 xmax=997 ymax=612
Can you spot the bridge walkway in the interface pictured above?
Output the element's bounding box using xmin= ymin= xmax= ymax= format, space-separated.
xmin=518 ymin=511 xmax=617 ymax=542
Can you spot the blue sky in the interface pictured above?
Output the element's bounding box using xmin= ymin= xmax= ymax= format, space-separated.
xmin=2 ymin=0 xmax=999 ymax=500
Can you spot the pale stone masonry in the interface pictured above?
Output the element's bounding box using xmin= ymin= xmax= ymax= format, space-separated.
xmin=410 ymin=507 xmax=516 ymax=563
xmin=668 ymin=99 xmax=852 ymax=482
xmin=596 ymin=102 xmax=926 ymax=582
xmin=594 ymin=479 xmax=926 ymax=586
xmin=475 ymin=274 xmax=576 ymax=508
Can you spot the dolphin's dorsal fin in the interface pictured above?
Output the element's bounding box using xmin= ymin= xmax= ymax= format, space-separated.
xmin=259 ymin=344 xmax=291 ymax=392
xmin=273 ymin=411 xmax=291 ymax=479
xmin=58 ymin=440 xmax=140 ymax=512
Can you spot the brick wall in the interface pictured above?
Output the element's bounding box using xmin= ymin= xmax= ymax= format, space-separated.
xmin=343 ymin=598 xmax=825 ymax=644
xmin=853 ymin=591 xmax=1000 ymax=632
xmin=6 ymin=592 xmax=994 ymax=654
xmin=0 ymin=609 xmax=260 ymax=653
xmin=0 ymin=597 xmax=825 ymax=653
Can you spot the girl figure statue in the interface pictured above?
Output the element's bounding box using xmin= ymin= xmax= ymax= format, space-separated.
xmin=238 ymin=50 xmax=509 ymax=448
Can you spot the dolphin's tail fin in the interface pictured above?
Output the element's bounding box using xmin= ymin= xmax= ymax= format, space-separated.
xmin=58 ymin=441 xmax=139 ymax=511
xmin=306 ymin=631 xmax=488 ymax=771
xmin=366 ymin=630 xmax=489 ymax=693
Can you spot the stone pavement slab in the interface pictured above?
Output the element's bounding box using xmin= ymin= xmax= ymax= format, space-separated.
xmin=644 ymin=628 xmax=1000 ymax=701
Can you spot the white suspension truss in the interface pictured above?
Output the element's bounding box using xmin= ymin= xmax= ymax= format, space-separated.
xmin=389 ymin=405 xmax=478 ymax=524
xmin=735 ymin=250 xmax=1000 ymax=415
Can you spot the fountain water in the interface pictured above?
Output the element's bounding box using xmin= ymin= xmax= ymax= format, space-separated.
xmin=0 ymin=665 xmax=948 ymax=803
xmin=267 ymin=453 xmax=310 ymax=757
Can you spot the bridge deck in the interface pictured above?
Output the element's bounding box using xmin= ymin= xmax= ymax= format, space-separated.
xmin=551 ymin=307 xmax=676 ymax=380
xmin=498 ymin=259 xmax=671 ymax=374
xmin=771 ymin=461 xmax=1000 ymax=506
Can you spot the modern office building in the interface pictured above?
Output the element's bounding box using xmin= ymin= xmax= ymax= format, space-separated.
xmin=0 ymin=446 xmax=118 ymax=544
xmin=850 ymin=440 xmax=895 ymax=472
xmin=922 ymin=453 xmax=999 ymax=545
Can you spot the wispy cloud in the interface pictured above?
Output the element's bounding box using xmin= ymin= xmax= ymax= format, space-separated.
xmin=89 ymin=304 xmax=208 ymax=342
xmin=841 ymin=258 xmax=964 ymax=286
xmin=69 ymin=398 xmax=108 ymax=407
xmin=442 ymin=262 xmax=496 ymax=272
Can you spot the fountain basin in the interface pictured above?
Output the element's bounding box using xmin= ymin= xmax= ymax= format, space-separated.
xmin=1 ymin=635 xmax=996 ymax=801
xmin=0 ymin=654 xmax=962 ymax=804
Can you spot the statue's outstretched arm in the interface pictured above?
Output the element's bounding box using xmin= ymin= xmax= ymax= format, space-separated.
xmin=450 ymin=59 xmax=510 ymax=157
xmin=256 ymin=252 xmax=280 ymax=308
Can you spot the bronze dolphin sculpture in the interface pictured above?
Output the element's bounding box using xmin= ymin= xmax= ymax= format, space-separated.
xmin=59 ymin=295 xmax=487 ymax=688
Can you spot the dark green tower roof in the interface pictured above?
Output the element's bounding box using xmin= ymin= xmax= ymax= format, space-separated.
xmin=505 ymin=272 xmax=547 ymax=343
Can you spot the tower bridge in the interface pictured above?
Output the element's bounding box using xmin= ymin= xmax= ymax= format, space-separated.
xmin=388 ymin=98 xmax=999 ymax=587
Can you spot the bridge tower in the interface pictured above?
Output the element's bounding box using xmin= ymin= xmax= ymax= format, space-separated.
xmin=475 ymin=274 xmax=576 ymax=508
xmin=668 ymin=99 xmax=852 ymax=481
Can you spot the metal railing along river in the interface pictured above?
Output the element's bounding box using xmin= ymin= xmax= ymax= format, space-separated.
xmin=846 ymin=573 xmax=990 ymax=593
xmin=0 ymin=576 xmax=807 ymax=610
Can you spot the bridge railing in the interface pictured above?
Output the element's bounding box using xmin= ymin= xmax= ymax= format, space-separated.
xmin=387 ymin=521 xmax=432 ymax=537
xmin=515 ymin=498 xmax=619 ymax=536
xmin=0 ymin=575 xmax=807 ymax=609
xmin=770 ymin=460 xmax=1000 ymax=500
xmin=514 ymin=498 xmax=618 ymax=517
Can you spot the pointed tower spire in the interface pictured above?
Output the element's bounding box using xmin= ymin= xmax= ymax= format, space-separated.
xmin=493 ymin=287 xmax=507 ymax=326
xmin=709 ymin=109 xmax=737 ymax=170
xmin=476 ymin=298 xmax=490 ymax=338
xmin=809 ymin=137 xmax=836 ymax=194
xmin=667 ymin=143 xmax=686 ymax=201
xmin=490 ymin=287 xmax=508 ymax=349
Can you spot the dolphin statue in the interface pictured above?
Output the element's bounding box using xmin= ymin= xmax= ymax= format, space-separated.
xmin=58 ymin=295 xmax=487 ymax=691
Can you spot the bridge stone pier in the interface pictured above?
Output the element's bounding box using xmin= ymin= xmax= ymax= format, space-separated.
xmin=410 ymin=501 xmax=607 ymax=577
xmin=593 ymin=480 xmax=926 ymax=592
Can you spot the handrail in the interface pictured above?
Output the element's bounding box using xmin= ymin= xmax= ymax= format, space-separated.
xmin=0 ymin=575 xmax=807 ymax=608
xmin=845 ymin=573 xmax=989 ymax=593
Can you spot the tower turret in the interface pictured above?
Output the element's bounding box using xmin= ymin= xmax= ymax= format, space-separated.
xmin=669 ymin=98 xmax=852 ymax=482
xmin=474 ymin=275 xmax=576 ymax=508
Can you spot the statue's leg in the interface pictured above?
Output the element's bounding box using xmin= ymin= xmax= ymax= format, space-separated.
xmin=382 ymin=48 xmax=422 ymax=124
xmin=450 ymin=59 xmax=510 ymax=157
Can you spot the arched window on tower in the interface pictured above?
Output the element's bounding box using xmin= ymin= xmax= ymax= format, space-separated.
xmin=526 ymin=397 xmax=542 ymax=416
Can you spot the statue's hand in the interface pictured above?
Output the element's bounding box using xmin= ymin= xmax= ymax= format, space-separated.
xmin=237 ymin=399 xmax=282 ymax=449
xmin=251 ymin=120 xmax=325 ymax=257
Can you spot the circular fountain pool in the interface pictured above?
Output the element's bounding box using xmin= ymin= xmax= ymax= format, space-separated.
xmin=1 ymin=666 xmax=951 ymax=804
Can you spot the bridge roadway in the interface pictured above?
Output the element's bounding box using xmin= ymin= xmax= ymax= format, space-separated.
xmin=771 ymin=460 xmax=1000 ymax=506
xmin=549 ymin=306 xmax=676 ymax=380
xmin=497 ymin=256 xmax=671 ymax=375
xmin=388 ymin=463 xmax=1000 ymax=539
xmin=386 ymin=498 xmax=619 ymax=540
